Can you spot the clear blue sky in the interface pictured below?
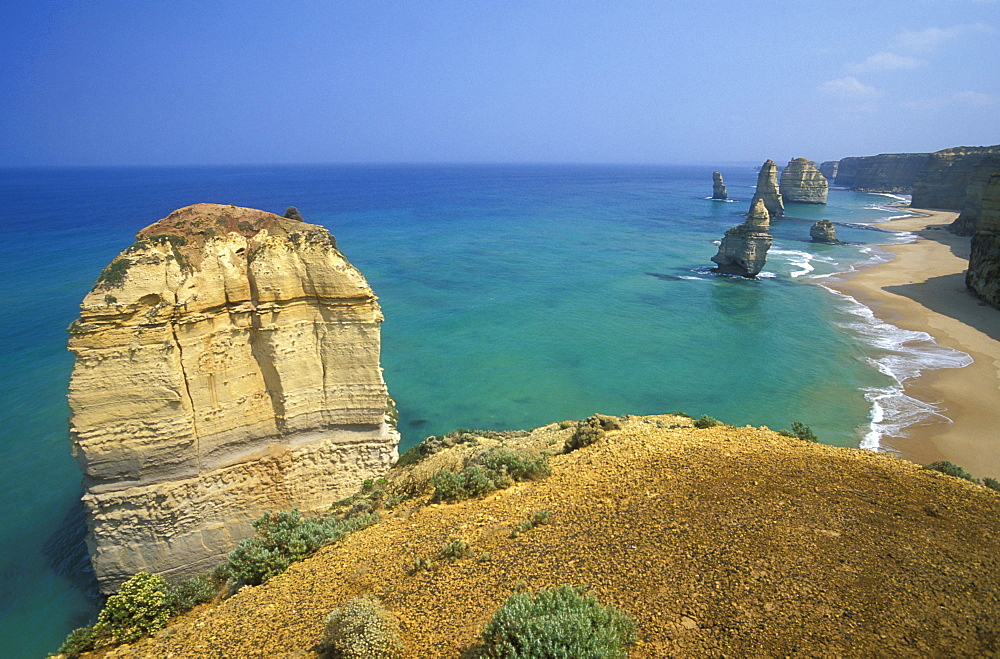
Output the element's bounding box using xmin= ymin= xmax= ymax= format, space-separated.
xmin=2 ymin=0 xmax=998 ymax=167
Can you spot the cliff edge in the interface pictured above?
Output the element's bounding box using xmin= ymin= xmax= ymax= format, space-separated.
xmin=67 ymin=203 xmax=399 ymax=592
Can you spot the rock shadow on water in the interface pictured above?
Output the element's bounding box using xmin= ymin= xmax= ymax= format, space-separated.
xmin=41 ymin=497 xmax=104 ymax=627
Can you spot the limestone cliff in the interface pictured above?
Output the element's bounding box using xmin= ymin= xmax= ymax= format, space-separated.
xmin=712 ymin=171 xmax=728 ymax=200
xmin=834 ymin=153 xmax=929 ymax=193
xmin=67 ymin=203 xmax=399 ymax=592
xmin=750 ymin=160 xmax=783 ymax=218
xmin=912 ymin=145 xmax=1000 ymax=210
xmin=966 ymin=173 xmax=1000 ymax=308
xmin=779 ymin=158 xmax=828 ymax=204
xmin=949 ymin=155 xmax=1000 ymax=236
xmin=711 ymin=198 xmax=773 ymax=277
xmin=818 ymin=161 xmax=839 ymax=181
xmin=809 ymin=220 xmax=841 ymax=244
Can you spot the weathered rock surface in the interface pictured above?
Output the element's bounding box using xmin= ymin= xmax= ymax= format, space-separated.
xmin=810 ymin=220 xmax=841 ymax=244
xmin=834 ymin=153 xmax=929 ymax=192
xmin=712 ymin=171 xmax=728 ymax=200
xmin=67 ymin=203 xmax=399 ymax=592
xmin=750 ymin=160 xmax=784 ymax=218
xmin=712 ymin=198 xmax=773 ymax=277
xmin=966 ymin=173 xmax=1000 ymax=308
xmin=818 ymin=160 xmax=839 ymax=181
xmin=912 ymin=145 xmax=1000 ymax=210
xmin=950 ymin=155 xmax=1000 ymax=236
xmin=779 ymin=158 xmax=828 ymax=204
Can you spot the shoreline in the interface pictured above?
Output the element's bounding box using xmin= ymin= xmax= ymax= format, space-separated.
xmin=826 ymin=208 xmax=1000 ymax=479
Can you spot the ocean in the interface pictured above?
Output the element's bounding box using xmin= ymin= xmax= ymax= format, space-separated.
xmin=0 ymin=163 xmax=970 ymax=656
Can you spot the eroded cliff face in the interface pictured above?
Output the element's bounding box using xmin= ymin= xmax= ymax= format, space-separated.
xmin=966 ymin=173 xmax=1000 ymax=308
xmin=779 ymin=158 xmax=828 ymax=204
xmin=68 ymin=204 xmax=399 ymax=591
xmin=833 ymin=153 xmax=929 ymax=192
xmin=818 ymin=161 xmax=839 ymax=181
xmin=711 ymin=198 xmax=773 ymax=277
xmin=750 ymin=160 xmax=783 ymax=218
xmin=950 ymin=155 xmax=1000 ymax=236
xmin=912 ymin=145 xmax=1000 ymax=210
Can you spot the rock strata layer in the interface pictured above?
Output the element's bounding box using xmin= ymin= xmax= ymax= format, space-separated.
xmin=809 ymin=220 xmax=841 ymax=244
xmin=67 ymin=203 xmax=399 ymax=592
xmin=950 ymin=155 xmax=1000 ymax=236
xmin=834 ymin=153 xmax=929 ymax=193
xmin=712 ymin=171 xmax=728 ymax=200
xmin=750 ymin=160 xmax=784 ymax=218
xmin=912 ymin=145 xmax=1000 ymax=210
xmin=779 ymin=158 xmax=828 ymax=204
xmin=711 ymin=198 xmax=773 ymax=277
xmin=966 ymin=173 xmax=1000 ymax=308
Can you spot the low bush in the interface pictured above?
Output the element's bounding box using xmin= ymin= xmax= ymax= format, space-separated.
xmin=96 ymin=572 xmax=173 ymax=644
xmin=481 ymin=584 xmax=637 ymax=658
xmin=925 ymin=461 xmax=977 ymax=483
xmin=984 ymin=477 xmax=1000 ymax=492
xmin=56 ymin=624 xmax=109 ymax=658
xmin=321 ymin=595 xmax=404 ymax=659
xmin=510 ymin=509 xmax=553 ymax=539
xmin=564 ymin=415 xmax=622 ymax=453
xmin=164 ymin=573 xmax=216 ymax=614
xmin=693 ymin=415 xmax=720 ymax=429
xmin=439 ymin=539 xmax=473 ymax=562
xmin=431 ymin=448 xmax=551 ymax=503
xmin=790 ymin=421 xmax=819 ymax=442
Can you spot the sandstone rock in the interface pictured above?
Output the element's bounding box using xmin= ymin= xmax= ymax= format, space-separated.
xmin=750 ymin=160 xmax=784 ymax=218
xmin=780 ymin=158 xmax=828 ymax=204
xmin=834 ymin=153 xmax=929 ymax=193
xmin=949 ymin=155 xmax=1000 ymax=236
xmin=67 ymin=204 xmax=400 ymax=592
xmin=819 ymin=161 xmax=839 ymax=181
xmin=912 ymin=145 xmax=1000 ymax=210
xmin=966 ymin=173 xmax=1000 ymax=308
xmin=711 ymin=198 xmax=773 ymax=277
xmin=810 ymin=220 xmax=841 ymax=244
xmin=712 ymin=171 xmax=728 ymax=200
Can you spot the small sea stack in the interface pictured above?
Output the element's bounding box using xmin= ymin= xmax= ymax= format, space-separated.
xmin=810 ymin=220 xmax=842 ymax=244
xmin=712 ymin=171 xmax=728 ymax=200
xmin=711 ymin=198 xmax=773 ymax=277
xmin=750 ymin=160 xmax=784 ymax=218
xmin=780 ymin=158 xmax=828 ymax=204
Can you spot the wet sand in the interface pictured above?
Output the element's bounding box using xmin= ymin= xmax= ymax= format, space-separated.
xmin=827 ymin=209 xmax=1000 ymax=479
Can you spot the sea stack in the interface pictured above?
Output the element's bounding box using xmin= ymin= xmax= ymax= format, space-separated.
xmin=810 ymin=220 xmax=841 ymax=244
xmin=750 ymin=160 xmax=784 ymax=218
xmin=818 ymin=161 xmax=839 ymax=181
xmin=711 ymin=198 xmax=773 ymax=277
xmin=67 ymin=204 xmax=400 ymax=592
xmin=966 ymin=173 xmax=1000 ymax=309
xmin=780 ymin=158 xmax=828 ymax=204
xmin=712 ymin=171 xmax=728 ymax=200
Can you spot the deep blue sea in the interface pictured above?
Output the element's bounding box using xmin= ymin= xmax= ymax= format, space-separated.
xmin=0 ymin=163 xmax=971 ymax=656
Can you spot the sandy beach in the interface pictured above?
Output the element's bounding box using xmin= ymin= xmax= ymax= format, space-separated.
xmin=827 ymin=209 xmax=1000 ymax=479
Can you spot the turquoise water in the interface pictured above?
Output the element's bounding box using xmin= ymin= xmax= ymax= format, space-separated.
xmin=0 ymin=164 xmax=954 ymax=655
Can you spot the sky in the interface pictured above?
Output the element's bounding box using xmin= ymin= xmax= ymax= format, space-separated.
xmin=2 ymin=0 xmax=998 ymax=167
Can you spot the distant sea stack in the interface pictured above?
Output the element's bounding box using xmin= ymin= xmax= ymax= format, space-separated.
xmin=711 ymin=198 xmax=773 ymax=277
xmin=779 ymin=158 xmax=828 ymax=204
xmin=951 ymin=156 xmax=1000 ymax=236
xmin=712 ymin=171 xmax=728 ymax=200
xmin=966 ymin=173 xmax=1000 ymax=309
xmin=834 ymin=153 xmax=929 ymax=193
xmin=67 ymin=204 xmax=400 ymax=592
xmin=750 ymin=160 xmax=784 ymax=218
xmin=912 ymin=145 xmax=1000 ymax=210
xmin=810 ymin=220 xmax=842 ymax=244
xmin=818 ymin=161 xmax=839 ymax=181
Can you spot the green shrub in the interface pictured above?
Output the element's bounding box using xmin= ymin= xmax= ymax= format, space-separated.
xmin=96 ymin=572 xmax=173 ymax=644
xmin=564 ymin=415 xmax=621 ymax=453
xmin=321 ymin=595 xmax=404 ymax=659
xmin=776 ymin=429 xmax=795 ymax=438
xmin=481 ymin=584 xmax=637 ymax=658
xmin=790 ymin=421 xmax=818 ymax=442
xmin=983 ymin=477 xmax=1000 ymax=492
xmin=431 ymin=449 xmax=551 ymax=503
xmin=474 ymin=448 xmax=551 ymax=482
xmin=227 ymin=509 xmax=378 ymax=586
xmin=439 ymin=539 xmax=473 ymax=562
xmin=57 ymin=624 xmax=109 ymax=657
xmin=95 ymin=258 xmax=131 ymax=288
xmin=164 ymin=574 xmax=216 ymax=614
xmin=925 ymin=461 xmax=977 ymax=483
xmin=693 ymin=415 xmax=720 ymax=429
xmin=511 ymin=509 xmax=553 ymax=539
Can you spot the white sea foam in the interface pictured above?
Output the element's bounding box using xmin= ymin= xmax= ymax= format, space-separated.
xmin=821 ymin=287 xmax=972 ymax=452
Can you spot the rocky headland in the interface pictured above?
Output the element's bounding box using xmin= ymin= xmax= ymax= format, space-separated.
xmin=93 ymin=415 xmax=1000 ymax=658
xmin=949 ymin=155 xmax=1000 ymax=236
xmin=711 ymin=171 xmax=727 ymax=200
xmin=779 ymin=158 xmax=828 ymax=204
xmin=809 ymin=220 xmax=841 ymax=244
xmin=833 ymin=153 xmax=929 ymax=193
xmin=711 ymin=198 xmax=772 ymax=277
xmin=966 ymin=173 xmax=1000 ymax=309
xmin=912 ymin=145 xmax=1000 ymax=210
xmin=818 ymin=160 xmax=839 ymax=181
xmin=67 ymin=204 xmax=399 ymax=592
xmin=749 ymin=159 xmax=783 ymax=218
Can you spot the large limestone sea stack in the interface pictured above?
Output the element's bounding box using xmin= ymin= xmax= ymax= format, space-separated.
xmin=712 ymin=171 xmax=728 ymax=200
xmin=711 ymin=198 xmax=773 ymax=277
xmin=779 ymin=158 xmax=828 ymax=204
xmin=750 ymin=159 xmax=784 ymax=218
xmin=67 ymin=204 xmax=400 ymax=591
